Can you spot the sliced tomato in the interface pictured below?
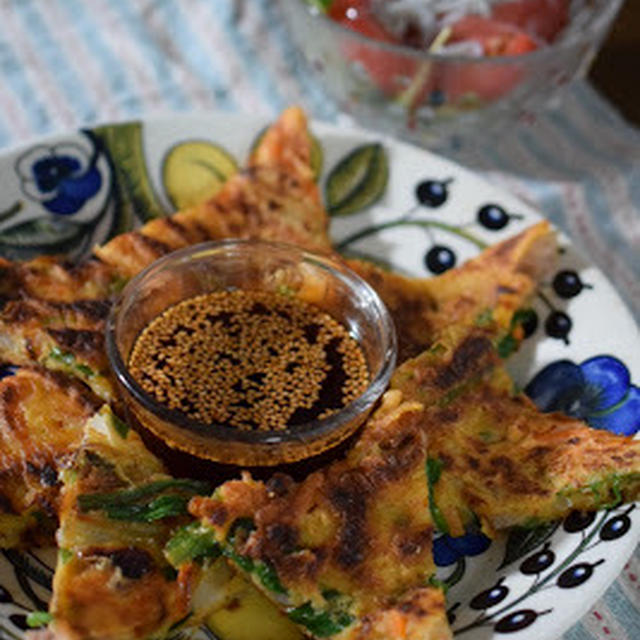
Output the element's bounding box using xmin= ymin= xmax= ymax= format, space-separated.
xmin=449 ymin=15 xmax=539 ymax=56
xmin=440 ymin=15 xmax=539 ymax=103
xmin=328 ymin=0 xmax=424 ymax=96
xmin=492 ymin=0 xmax=571 ymax=43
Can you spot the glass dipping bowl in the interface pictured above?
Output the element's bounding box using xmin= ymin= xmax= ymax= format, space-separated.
xmin=283 ymin=0 xmax=623 ymax=147
xmin=106 ymin=239 xmax=396 ymax=467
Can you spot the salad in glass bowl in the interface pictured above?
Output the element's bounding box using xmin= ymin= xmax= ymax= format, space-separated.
xmin=284 ymin=0 xmax=623 ymax=146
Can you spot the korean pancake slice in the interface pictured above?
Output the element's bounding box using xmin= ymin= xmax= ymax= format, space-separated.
xmin=0 ymin=106 xmax=328 ymax=396
xmin=0 ymin=256 xmax=116 ymax=304
xmin=0 ymin=298 xmax=114 ymax=401
xmin=36 ymin=405 xmax=213 ymax=640
xmin=391 ymin=323 xmax=640 ymax=536
xmin=188 ymin=388 xmax=451 ymax=640
xmin=346 ymin=220 xmax=556 ymax=361
xmin=94 ymin=106 xmax=331 ymax=277
xmin=0 ymin=367 xmax=101 ymax=548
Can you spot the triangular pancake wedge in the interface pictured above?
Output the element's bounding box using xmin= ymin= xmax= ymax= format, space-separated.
xmin=94 ymin=106 xmax=331 ymax=277
xmin=391 ymin=323 xmax=640 ymax=536
xmin=36 ymin=405 xmax=215 ymax=640
xmin=347 ymin=220 xmax=556 ymax=361
xmin=188 ymin=388 xmax=451 ymax=640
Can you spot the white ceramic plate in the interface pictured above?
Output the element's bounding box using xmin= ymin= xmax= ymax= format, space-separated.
xmin=0 ymin=112 xmax=638 ymax=640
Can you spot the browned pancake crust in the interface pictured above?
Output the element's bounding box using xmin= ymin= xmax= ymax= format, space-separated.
xmin=0 ymin=297 xmax=113 ymax=400
xmin=0 ymin=368 xmax=101 ymax=547
xmin=47 ymin=408 xmax=193 ymax=640
xmin=0 ymin=256 xmax=115 ymax=304
xmin=347 ymin=221 xmax=556 ymax=361
xmin=190 ymin=390 xmax=451 ymax=639
xmin=95 ymin=107 xmax=330 ymax=277
xmin=391 ymin=324 xmax=640 ymax=535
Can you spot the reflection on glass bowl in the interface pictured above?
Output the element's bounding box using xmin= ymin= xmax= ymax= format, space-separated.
xmin=283 ymin=0 xmax=623 ymax=147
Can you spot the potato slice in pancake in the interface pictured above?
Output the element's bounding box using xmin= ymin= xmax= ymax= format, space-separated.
xmin=0 ymin=298 xmax=114 ymax=401
xmin=391 ymin=324 xmax=640 ymax=536
xmin=188 ymin=389 xmax=451 ymax=640
xmin=0 ymin=368 xmax=101 ymax=548
xmin=94 ymin=106 xmax=331 ymax=277
xmin=37 ymin=405 xmax=213 ymax=640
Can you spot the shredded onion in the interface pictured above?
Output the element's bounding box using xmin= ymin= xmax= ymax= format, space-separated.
xmin=371 ymin=0 xmax=501 ymax=47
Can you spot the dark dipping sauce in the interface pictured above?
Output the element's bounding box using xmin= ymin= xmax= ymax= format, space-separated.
xmin=128 ymin=290 xmax=371 ymax=432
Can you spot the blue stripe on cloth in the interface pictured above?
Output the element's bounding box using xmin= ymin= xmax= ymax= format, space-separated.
xmin=574 ymin=83 xmax=640 ymax=144
xmin=547 ymin=109 xmax=640 ymax=220
xmin=58 ymin=0 xmax=144 ymax=116
xmin=259 ymin=0 xmax=339 ymax=121
xmin=0 ymin=33 xmax=53 ymax=135
xmin=108 ymin=1 xmax=191 ymax=111
xmin=452 ymin=129 xmax=573 ymax=233
xmin=15 ymin=0 xmax=97 ymax=122
xmin=602 ymin=579 xmax=640 ymax=639
xmin=516 ymin=127 xmax=639 ymax=273
xmin=214 ymin=0 xmax=286 ymax=114
xmin=154 ymin=0 xmax=236 ymax=111
xmin=563 ymin=620 xmax=593 ymax=640
xmin=0 ymin=118 xmax=11 ymax=148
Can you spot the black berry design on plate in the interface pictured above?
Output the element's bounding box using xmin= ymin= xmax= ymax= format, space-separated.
xmin=519 ymin=543 xmax=555 ymax=575
xmin=552 ymin=270 xmax=592 ymax=299
xmin=599 ymin=506 xmax=634 ymax=541
xmin=494 ymin=608 xmax=549 ymax=633
xmin=416 ymin=179 xmax=452 ymax=207
xmin=544 ymin=310 xmax=572 ymax=344
xmin=452 ymin=508 xmax=622 ymax=637
xmin=563 ymin=510 xmax=597 ymax=533
xmin=477 ymin=204 xmax=523 ymax=231
xmin=469 ymin=578 xmax=509 ymax=610
xmin=447 ymin=602 xmax=460 ymax=625
xmin=425 ymin=245 xmax=456 ymax=274
xmin=520 ymin=309 xmax=539 ymax=338
xmin=0 ymin=584 xmax=12 ymax=603
xmin=9 ymin=613 xmax=29 ymax=631
xmin=556 ymin=560 xmax=604 ymax=589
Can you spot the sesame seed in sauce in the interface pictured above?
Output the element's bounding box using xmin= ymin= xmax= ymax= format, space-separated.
xmin=128 ymin=290 xmax=370 ymax=431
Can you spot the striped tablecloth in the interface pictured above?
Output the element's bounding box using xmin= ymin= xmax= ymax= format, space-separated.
xmin=0 ymin=1 xmax=638 ymax=638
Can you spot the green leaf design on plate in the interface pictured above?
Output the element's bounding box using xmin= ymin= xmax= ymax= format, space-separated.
xmin=499 ymin=521 xmax=560 ymax=569
xmin=0 ymin=201 xmax=22 ymax=224
xmin=162 ymin=140 xmax=237 ymax=210
xmin=325 ymin=143 xmax=388 ymax=216
xmin=91 ymin=122 xmax=165 ymax=232
xmin=250 ymin=126 xmax=324 ymax=181
xmin=0 ymin=218 xmax=84 ymax=248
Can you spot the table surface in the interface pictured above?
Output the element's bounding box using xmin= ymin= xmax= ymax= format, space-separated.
xmin=590 ymin=0 xmax=640 ymax=126
xmin=0 ymin=2 xmax=637 ymax=640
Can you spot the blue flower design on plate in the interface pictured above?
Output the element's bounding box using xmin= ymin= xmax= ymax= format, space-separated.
xmin=525 ymin=356 xmax=640 ymax=436
xmin=16 ymin=142 xmax=102 ymax=215
xmin=433 ymin=532 xmax=491 ymax=567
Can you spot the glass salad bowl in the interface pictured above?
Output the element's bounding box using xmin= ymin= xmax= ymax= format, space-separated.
xmin=283 ymin=0 xmax=623 ymax=147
